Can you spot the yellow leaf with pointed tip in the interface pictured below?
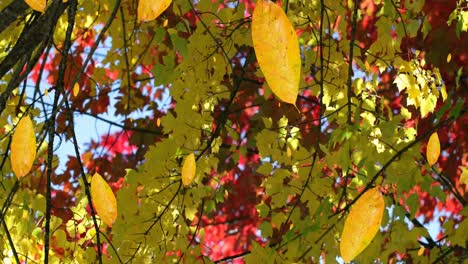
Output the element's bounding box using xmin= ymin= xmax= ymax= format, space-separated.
xmin=252 ymin=0 xmax=301 ymax=105
xmin=137 ymin=0 xmax=172 ymax=22
xmin=446 ymin=53 xmax=452 ymax=63
xmin=182 ymin=153 xmax=196 ymax=186
xmin=426 ymin=132 xmax=440 ymax=166
xmin=11 ymin=115 xmax=36 ymax=179
xmin=91 ymin=173 xmax=117 ymax=226
xmin=73 ymin=83 xmax=80 ymax=97
xmin=340 ymin=187 xmax=384 ymax=263
xmin=417 ymin=246 xmax=425 ymax=256
xmin=25 ymin=0 xmax=46 ymax=12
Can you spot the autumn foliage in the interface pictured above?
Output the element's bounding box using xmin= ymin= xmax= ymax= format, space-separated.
xmin=0 ymin=0 xmax=466 ymax=263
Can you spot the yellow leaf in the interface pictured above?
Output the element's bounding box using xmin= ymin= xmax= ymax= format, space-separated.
xmin=340 ymin=187 xmax=384 ymax=263
xmin=73 ymin=83 xmax=80 ymax=97
xmin=417 ymin=246 xmax=425 ymax=256
xmin=91 ymin=173 xmax=117 ymax=226
xmin=252 ymin=0 xmax=301 ymax=105
xmin=137 ymin=0 xmax=172 ymax=22
xmin=446 ymin=53 xmax=452 ymax=63
xmin=461 ymin=168 xmax=468 ymax=184
xmin=24 ymin=0 xmax=46 ymax=13
xmin=182 ymin=153 xmax=196 ymax=186
xmin=440 ymin=84 xmax=447 ymax=101
xmin=426 ymin=132 xmax=440 ymax=166
xmin=11 ymin=115 xmax=36 ymax=179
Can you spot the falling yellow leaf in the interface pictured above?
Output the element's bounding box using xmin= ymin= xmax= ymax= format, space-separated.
xmin=446 ymin=53 xmax=452 ymax=63
xmin=11 ymin=115 xmax=36 ymax=179
xmin=252 ymin=0 xmax=301 ymax=105
xmin=286 ymin=146 xmax=292 ymax=158
xmin=137 ymin=0 xmax=172 ymax=22
xmin=182 ymin=153 xmax=196 ymax=186
xmin=460 ymin=168 xmax=468 ymax=185
xmin=25 ymin=0 xmax=46 ymax=13
xmin=440 ymin=84 xmax=448 ymax=101
xmin=91 ymin=173 xmax=117 ymax=226
xmin=73 ymin=82 xmax=80 ymax=97
xmin=426 ymin=132 xmax=440 ymax=166
xmin=417 ymin=246 xmax=425 ymax=256
xmin=340 ymin=187 xmax=384 ymax=263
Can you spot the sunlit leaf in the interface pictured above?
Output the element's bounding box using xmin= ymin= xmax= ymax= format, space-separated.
xmin=426 ymin=132 xmax=440 ymax=166
xmin=417 ymin=246 xmax=425 ymax=256
xmin=73 ymin=82 xmax=80 ymax=97
xmin=91 ymin=173 xmax=117 ymax=226
xmin=340 ymin=187 xmax=384 ymax=263
xmin=25 ymin=0 xmax=46 ymax=13
xmin=252 ymin=0 xmax=301 ymax=105
xmin=441 ymin=85 xmax=447 ymax=101
xmin=182 ymin=153 xmax=196 ymax=186
xmin=137 ymin=0 xmax=172 ymax=22
xmin=11 ymin=115 xmax=36 ymax=179
xmin=460 ymin=167 xmax=468 ymax=186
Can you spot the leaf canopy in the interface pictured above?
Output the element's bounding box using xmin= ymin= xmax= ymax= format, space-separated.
xmin=0 ymin=0 xmax=465 ymax=262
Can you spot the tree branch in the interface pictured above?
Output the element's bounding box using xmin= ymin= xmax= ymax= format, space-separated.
xmin=0 ymin=0 xmax=68 ymax=116
xmin=346 ymin=0 xmax=359 ymax=125
xmin=0 ymin=0 xmax=29 ymax=34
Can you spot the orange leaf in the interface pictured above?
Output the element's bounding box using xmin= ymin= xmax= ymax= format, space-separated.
xmin=340 ymin=187 xmax=384 ymax=263
xmin=137 ymin=0 xmax=172 ymax=22
xmin=252 ymin=0 xmax=301 ymax=105
xmin=182 ymin=153 xmax=196 ymax=186
xmin=24 ymin=0 xmax=46 ymax=13
xmin=73 ymin=82 xmax=80 ymax=97
xmin=11 ymin=115 xmax=36 ymax=179
xmin=91 ymin=173 xmax=117 ymax=226
xmin=426 ymin=132 xmax=440 ymax=166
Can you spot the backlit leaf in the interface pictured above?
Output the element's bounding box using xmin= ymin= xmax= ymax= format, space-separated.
xmin=137 ymin=0 xmax=172 ymax=22
xmin=426 ymin=132 xmax=440 ymax=166
xmin=182 ymin=153 xmax=196 ymax=186
xmin=340 ymin=187 xmax=384 ymax=263
xmin=252 ymin=0 xmax=301 ymax=105
xmin=460 ymin=167 xmax=468 ymax=186
xmin=91 ymin=173 xmax=117 ymax=226
xmin=25 ymin=0 xmax=46 ymax=12
xmin=73 ymin=82 xmax=80 ymax=97
xmin=417 ymin=246 xmax=425 ymax=256
xmin=11 ymin=115 xmax=36 ymax=179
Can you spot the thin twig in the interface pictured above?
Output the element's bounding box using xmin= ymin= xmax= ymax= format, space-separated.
xmin=346 ymin=0 xmax=359 ymax=125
